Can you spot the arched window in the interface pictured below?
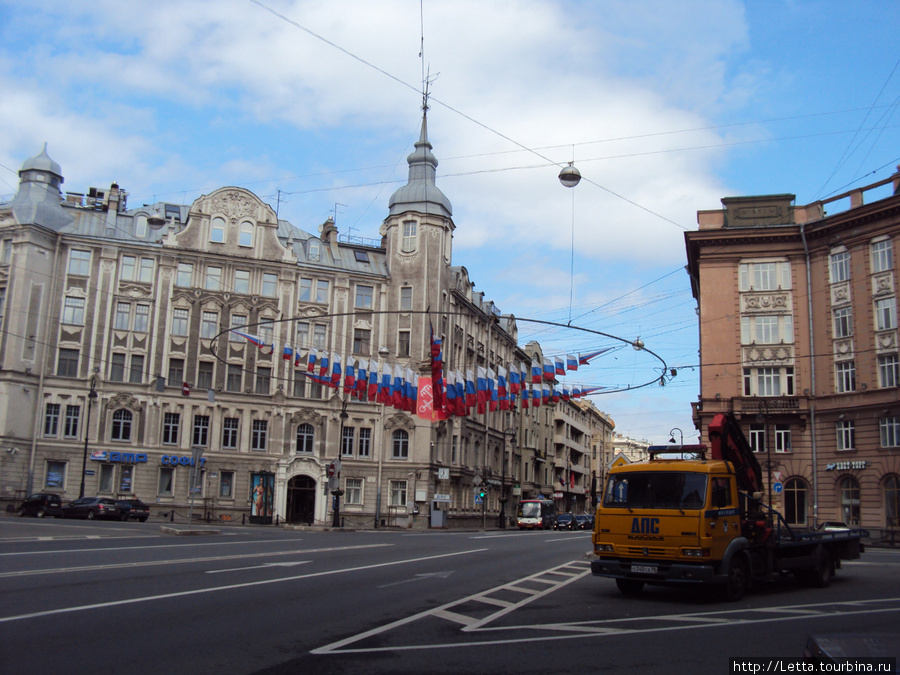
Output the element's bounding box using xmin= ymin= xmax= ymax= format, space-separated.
xmin=392 ymin=429 xmax=409 ymax=459
xmin=885 ymin=475 xmax=900 ymax=528
xmin=297 ymin=423 xmax=314 ymax=454
xmin=783 ymin=478 xmax=808 ymax=526
xmin=210 ymin=217 xmax=226 ymax=243
xmin=239 ymin=221 xmax=253 ymax=247
xmin=839 ymin=476 xmax=861 ymax=526
xmin=111 ymin=409 xmax=133 ymax=442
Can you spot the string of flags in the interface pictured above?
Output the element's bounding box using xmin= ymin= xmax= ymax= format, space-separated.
xmin=223 ymin=328 xmax=610 ymax=419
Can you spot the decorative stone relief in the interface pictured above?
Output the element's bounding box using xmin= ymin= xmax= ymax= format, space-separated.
xmin=875 ymin=330 xmax=897 ymax=351
xmin=741 ymin=292 xmax=790 ymax=313
xmin=384 ymin=412 xmax=416 ymax=432
xmin=831 ymin=282 xmax=851 ymax=306
xmin=743 ymin=345 xmax=794 ymax=365
xmin=833 ymin=338 xmax=855 ymax=360
xmin=872 ymin=272 xmax=894 ymax=296
xmin=105 ymin=391 xmax=142 ymax=412
xmin=211 ymin=191 xmax=256 ymax=224
xmin=289 ymin=408 xmax=324 ymax=427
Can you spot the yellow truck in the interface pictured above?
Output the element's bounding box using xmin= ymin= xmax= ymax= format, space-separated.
xmin=590 ymin=413 xmax=865 ymax=601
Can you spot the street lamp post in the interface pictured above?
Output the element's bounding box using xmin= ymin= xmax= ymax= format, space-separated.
xmin=332 ymin=399 xmax=349 ymax=528
xmin=79 ymin=376 xmax=98 ymax=499
xmin=500 ymin=427 xmax=516 ymax=529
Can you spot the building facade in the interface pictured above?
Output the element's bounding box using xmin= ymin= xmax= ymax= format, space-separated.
xmin=0 ymin=120 xmax=616 ymax=528
xmin=685 ymin=171 xmax=900 ymax=537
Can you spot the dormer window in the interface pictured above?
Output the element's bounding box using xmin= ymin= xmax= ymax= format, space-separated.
xmin=210 ymin=217 xmax=226 ymax=243
xmin=308 ymin=240 xmax=320 ymax=261
xmin=354 ymin=250 xmax=369 ymax=263
xmin=239 ymin=221 xmax=253 ymax=247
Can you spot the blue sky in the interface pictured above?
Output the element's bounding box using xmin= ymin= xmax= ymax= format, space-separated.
xmin=1 ymin=1 xmax=898 ymax=444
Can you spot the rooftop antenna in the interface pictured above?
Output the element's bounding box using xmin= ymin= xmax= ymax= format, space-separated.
xmin=332 ymin=202 xmax=346 ymax=223
xmin=419 ymin=0 xmax=438 ymax=115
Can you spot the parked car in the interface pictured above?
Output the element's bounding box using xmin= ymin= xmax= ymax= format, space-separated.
xmin=17 ymin=493 xmax=63 ymax=518
xmin=554 ymin=513 xmax=575 ymax=530
xmin=117 ymin=498 xmax=150 ymax=522
xmin=62 ymin=497 xmax=120 ymax=520
xmin=575 ymin=514 xmax=593 ymax=530
xmin=817 ymin=521 xmax=851 ymax=532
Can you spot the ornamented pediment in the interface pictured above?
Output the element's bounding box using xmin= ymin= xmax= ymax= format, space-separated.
xmin=105 ymin=391 xmax=142 ymax=412
xmin=289 ymin=408 xmax=324 ymax=426
xmin=383 ymin=412 xmax=415 ymax=431
xmin=211 ymin=190 xmax=257 ymax=224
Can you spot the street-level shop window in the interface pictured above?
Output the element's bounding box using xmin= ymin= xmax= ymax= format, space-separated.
xmin=251 ymin=420 xmax=267 ymax=451
xmin=345 ymin=478 xmax=363 ymax=505
xmin=111 ymin=409 xmax=133 ymax=442
xmin=784 ymin=478 xmax=808 ymax=527
xmin=220 ymin=471 xmax=235 ymax=499
xmin=44 ymin=403 xmax=60 ymax=437
xmin=158 ymin=467 xmax=174 ymax=496
xmin=119 ymin=465 xmax=134 ymax=493
xmin=839 ymin=476 xmax=860 ymax=526
xmin=45 ymin=461 xmax=66 ymax=489
xmin=885 ymin=476 xmax=900 ymax=528
xmin=392 ymin=429 xmax=409 ymax=459
xmin=99 ymin=464 xmax=115 ymax=493
xmin=188 ymin=469 xmax=205 ymax=498
xmin=297 ymin=423 xmax=314 ymax=454
xmin=389 ymin=480 xmax=408 ymax=507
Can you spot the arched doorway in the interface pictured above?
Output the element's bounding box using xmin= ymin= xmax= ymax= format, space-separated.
xmin=286 ymin=475 xmax=317 ymax=525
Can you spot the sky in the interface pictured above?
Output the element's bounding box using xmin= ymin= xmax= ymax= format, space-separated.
xmin=1 ymin=0 xmax=899 ymax=445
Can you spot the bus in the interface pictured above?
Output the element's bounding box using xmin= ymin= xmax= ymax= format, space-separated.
xmin=516 ymin=498 xmax=557 ymax=530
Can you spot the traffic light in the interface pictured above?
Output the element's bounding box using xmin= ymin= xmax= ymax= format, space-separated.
xmin=479 ymin=488 xmax=486 ymax=499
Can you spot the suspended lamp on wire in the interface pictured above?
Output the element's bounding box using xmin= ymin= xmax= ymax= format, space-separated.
xmin=558 ymin=162 xmax=581 ymax=188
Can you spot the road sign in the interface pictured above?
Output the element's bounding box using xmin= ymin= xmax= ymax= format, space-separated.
xmin=474 ymin=494 xmax=483 ymax=505
xmin=773 ymin=482 xmax=783 ymax=494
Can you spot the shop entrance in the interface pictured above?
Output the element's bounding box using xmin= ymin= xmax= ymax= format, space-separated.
xmin=286 ymin=475 xmax=317 ymax=525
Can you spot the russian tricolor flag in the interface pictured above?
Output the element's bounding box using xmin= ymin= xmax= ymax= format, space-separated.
xmin=318 ymin=352 xmax=330 ymax=379
xmin=282 ymin=343 xmax=294 ymax=361
xmin=567 ymin=354 xmax=578 ymax=371
xmin=343 ymin=357 xmax=356 ymax=393
xmin=508 ymin=365 xmax=520 ymax=396
xmin=531 ymin=359 xmax=542 ymax=384
xmin=307 ymin=348 xmax=317 ymax=372
xmin=465 ymin=369 xmax=477 ymax=408
xmin=579 ymin=348 xmax=612 ymax=366
xmin=554 ymin=355 xmax=565 ymax=376
xmin=330 ymin=352 xmax=341 ymax=387
xmin=542 ymin=357 xmax=555 ymax=381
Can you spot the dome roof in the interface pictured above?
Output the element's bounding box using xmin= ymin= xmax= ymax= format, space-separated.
xmin=21 ymin=143 xmax=63 ymax=178
xmin=388 ymin=114 xmax=452 ymax=218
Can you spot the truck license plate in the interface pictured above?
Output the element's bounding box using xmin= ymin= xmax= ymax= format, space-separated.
xmin=630 ymin=565 xmax=657 ymax=575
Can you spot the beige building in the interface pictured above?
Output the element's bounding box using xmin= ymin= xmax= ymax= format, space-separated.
xmin=0 ymin=119 xmax=617 ymax=528
xmin=686 ymin=170 xmax=900 ymax=536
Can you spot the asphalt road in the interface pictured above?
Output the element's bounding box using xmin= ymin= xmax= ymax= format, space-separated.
xmin=1 ymin=516 xmax=898 ymax=675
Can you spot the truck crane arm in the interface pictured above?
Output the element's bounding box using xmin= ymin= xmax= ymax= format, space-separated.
xmin=707 ymin=412 xmax=763 ymax=495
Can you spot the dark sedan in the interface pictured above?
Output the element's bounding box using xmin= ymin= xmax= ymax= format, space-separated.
xmin=117 ymin=498 xmax=150 ymax=522
xmin=575 ymin=514 xmax=593 ymax=530
xmin=554 ymin=513 xmax=575 ymax=530
xmin=17 ymin=493 xmax=63 ymax=518
xmin=62 ymin=497 xmax=120 ymax=520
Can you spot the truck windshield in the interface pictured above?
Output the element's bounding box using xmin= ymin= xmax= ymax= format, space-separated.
xmin=603 ymin=472 xmax=708 ymax=510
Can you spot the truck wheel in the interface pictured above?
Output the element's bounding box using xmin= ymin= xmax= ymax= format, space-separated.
xmin=722 ymin=556 xmax=749 ymax=602
xmin=616 ymin=579 xmax=645 ymax=596
xmin=807 ymin=549 xmax=834 ymax=588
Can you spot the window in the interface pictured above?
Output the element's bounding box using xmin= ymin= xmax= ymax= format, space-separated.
xmin=168 ymin=359 xmax=184 ymax=387
xmin=774 ymin=424 xmax=791 ymax=453
xmin=99 ymin=464 xmax=114 ymax=493
xmin=62 ymin=296 xmax=85 ymax=325
xmin=45 ymin=461 xmax=66 ymax=489
xmin=784 ymin=478 xmax=808 ymax=527
xmin=738 ymin=260 xmax=791 ymax=291
xmin=345 ymin=478 xmax=363 ymax=505
xmin=234 ymin=270 xmax=250 ymax=294
xmin=341 ymin=427 xmax=355 ymax=457
xmin=836 ymin=361 xmax=856 ymax=393
xmin=114 ymin=301 xmax=130 ymax=330
xmin=230 ymin=314 xmax=247 ymax=341
xmin=401 ymin=221 xmax=417 ymax=252
xmin=354 ymin=250 xmax=369 ymax=263
xmin=210 ymin=217 xmax=226 ymax=243
xmin=64 ymin=405 xmax=80 ymax=438
xmin=205 ymin=266 xmax=222 ymax=291
xmin=239 ymin=221 xmax=253 ymax=247
xmin=839 ymin=476 xmax=861 ymax=526
xmin=400 ymin=287 xmax=412 ymax=311
xmin=398 ymin=330 xmax=410 ymax=357
xmin=308 ymin=240 xmax=320 ymax=261
xmin=176 ymin=262 xmax=193 ymax=287
xmin=162 ymin=413 xmax=180 ymax=445
xmin=119 ymin=465 xmax=134 ymax=493
xmin=110 ymin=353 xmax=126 ymax=382
xmin=192 ymin=415 xmax=210 ymax=447
xmin=875 ymin=297 xmax=896 ymax=331
xmin=158 ymin=467 xmax=174 ymax=496
xmin=138 ymin=258 xmax=154 ymax=283
xmin=748 ymin=424 xmax=765 ymax=453
xmin=871 ymin=238 xmax=893 ymax=273
xmin=830 ymin=250 xmax=851 ymax=283
xmin=222 ymin=417 xmax=239 ymax=449
xmin=220 ymin=471 xmax=235 ymax=499
xmin=0 ymin=238 xmax=12 ymax=265
xmin=68 ymin=249 xmax=91 ymax=276
xmin=295 ymin=322 xmax=309 ymax=349
xmin=833 ymin=307 xmax=853 ymax=338
xmin=134 ymin=304 xmax=149 ymax=332
xmin=315 ymin=280 xmax=329 ymax=304
xmin=313 ymin=324 xmax=327 ymax=349
xmin=355 ymin=285 xmax=374 ymax=309
xmin=129 ymin=354 xmax=144 ymax=384
xmin=358 ymin=427 xmax=371 ymax=458
xmin=121 ymin=256 xmax=136 ymax=281
xmin=878 ymin=354 xmax=899 ymax=388
xmin=743 ymin=367 xmax=794 ymax=397
xmin=255 ymin=367 xmax=271 ymax=395
xmin=172 ymin=308 xmax=189 ymax=337
xmin=259 ymin=318 xmax=274 ymax=346
xmin=44 ymin=403 xmax=60 ymax=437
xmin=111 ymin=409 xmax=133 ymax=442
xmin=251 ymin=420 xmax=267 ymax=451
xmin=880 ymin=417 xmax=900 ymax=448
xmin=299 ymin=278 xmax=312 ymax=302
xmin=57 ymin=349 xmax=79 ymax=377
xmin=226 ymin=364 xmax=242 ymax=392
xmin=297 ymin=423 xmax=314 ymax=453
xmin=836 ymin=420 xmax=855 ymax=451
xmin=886 ymin=476 xmax=900 ymax=528
xmin=201 ymin=311 xmax=218 ymax=340
xmin=389 ymin=479 xmax=408 ymax=506
xmin=392 ymin=429 xmax=409 ymax=459
xmin=353 ymin=328 xmax=370 ymax=355
xmin=197 ymin=362 xmax=214 ymax=390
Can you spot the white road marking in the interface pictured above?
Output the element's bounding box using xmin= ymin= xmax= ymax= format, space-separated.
xmin=0 ymin=547 xmax=488 ymax=623
xmin=207 ymin=561 xmax=311 ymax=573
xmin=0 ymin=538 xmax=304 ymax=557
